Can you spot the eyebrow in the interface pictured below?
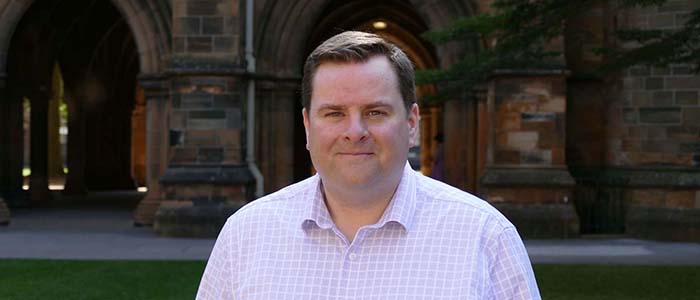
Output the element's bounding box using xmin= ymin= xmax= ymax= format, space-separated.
xmin=315 ymin=101 xmax=394 ymax=112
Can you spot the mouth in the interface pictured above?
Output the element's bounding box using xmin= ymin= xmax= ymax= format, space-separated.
xmin=337 ymin=152 xmax=374 ymax=156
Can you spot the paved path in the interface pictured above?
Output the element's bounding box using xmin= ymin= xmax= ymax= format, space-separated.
xmin=2 ymin=209 xmax=700 ymax=265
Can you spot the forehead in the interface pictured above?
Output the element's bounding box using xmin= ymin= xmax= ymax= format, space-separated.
xmin=310 ymin=56 xmax=400 ymax=106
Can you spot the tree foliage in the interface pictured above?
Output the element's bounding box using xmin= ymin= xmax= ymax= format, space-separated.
xmin=417 ymin=0 xmax=699 ymax=102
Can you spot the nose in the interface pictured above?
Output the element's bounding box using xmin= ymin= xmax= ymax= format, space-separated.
xmin=343 ymin=114 xmax=368 ymax=142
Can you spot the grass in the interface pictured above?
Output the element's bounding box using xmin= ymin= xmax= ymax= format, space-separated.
xmin=534 ymin=264 xmax=700 ymax=300
xmin=0 ymin=260 xmax=206 ymax=300
xmin=0 ymin=260 xmax=698 ymax=299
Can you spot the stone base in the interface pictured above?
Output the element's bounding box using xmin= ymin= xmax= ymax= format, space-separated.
xmin=0 ymin=197 xmax=10 ymax=225
xmin=493 ymin=203 xmax=580 ymax=239
xmin=626 ymin=205 xmax=700 ymax=242
xmin=133 ymin=193 xmax=162 ymax=226
xmin=154 ymin=200 xmax=246 ymax=238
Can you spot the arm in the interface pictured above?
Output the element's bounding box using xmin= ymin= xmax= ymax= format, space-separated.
xmin=196 ymin=218 xmax=236 ymax=299
xmin=488 ymin=227 xmax=541 ymax=300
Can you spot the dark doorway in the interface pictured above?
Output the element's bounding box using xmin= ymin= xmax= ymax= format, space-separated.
xmin=3 ymin=0 xmax=142 ymax=207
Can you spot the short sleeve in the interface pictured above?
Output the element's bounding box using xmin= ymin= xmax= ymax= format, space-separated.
xmin=196 ymin=217 xmax=237 ymax=300
xmin=487 ymin=227 xmax=541 ymax=300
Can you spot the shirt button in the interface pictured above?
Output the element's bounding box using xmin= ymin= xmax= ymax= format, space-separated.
xmin=348 ymin=253 xmax=358 ymax=261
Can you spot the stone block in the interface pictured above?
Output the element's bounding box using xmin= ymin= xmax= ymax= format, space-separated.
xmin=521 ymin=112 xmax=556 ymax=122
xmin=223 ymin=148 xmax=242 ymax=164
xmin=622 ymin=139 xmax=640 ymax=151
xmin=683 ymin=107 xmax=700 ymax=125
xmin=213 ymin=37 xmax=233 ymax=52
xmin=0 ymin=198 xmax=9 ymax=225
xmin=187 ymin=0 xmax=219 ymax=16
xmin=155 ymin=202 xmax=246 ymax=238
xmin=507 ymin=131 xmax=538 ymax=150
xmin=198 ymin=147 xmax=224 ymax=162
xmin=521 ymin=150 xmax=552 ymax=164
xmin=658 ymin=0 xmax=700 ymax=13
xmin=171 ymin=147 xmax=197 ymax=163
xmin=647 ymin=126 xmax=666 ymax=139
xmin=175 ymin=17 xmax=201 ymax=35
xmin=491 ymin=203 xmax=580 ymax=239
xmin=187 ymin=37 xmax=212 ymax=52
xmin=672 ymin=65 xmax=692 ymax=75
xmin=629 ymin=189 xmax=666 ymax=206
xmin=188 ymin=119 xmax=226 ymax=129
xmin=213 ymin=94 xmax=240 ymax=108
xmin=539 ymin=97 xmax=565 ymax=112
xmin=218 ymin=129 xmax=241 ymax=146
xmin=676 ymin=91 xmax=698 ymax=105
xmin=630 ymin=91 xmax=651 ymax=106
xmin=202 ymin=17 xmax=223 ymax=35
xmin=628 ymin=66 xmax=650 ymax=76
xmin=652 ymin=65 xmax=671 ymax=75
xmin=494 ymin=150 xmax=520 ymax=164
xmin=173 ymin=37 xmax=185 ymax=53
xmin=185 ymin=130 xmax=218 ymax=145
xmin=170 ymin=111 xmax=187 ymax=129
xmin=623 ymin=108 xmax=638 ymax=123
xmin=626 ymin=205 xmax=700 ymax=242
xmin=667 ymin=126 xmax=699 ymax=140
xmin=667 ymin=76 xmax=700 ymax=89
xmin=639 ymin=107 xmax=681 ymax=124
xmin=226 ymin=108 xmax=242 ymax=128
xmin=680 ymin=142 xmax=700 ymax=153
xmin=666 ymin=190 xmax=695 ymax=208
xmin=645 ymin=77 xmax=664 ymax=90
xmin=190 ymin=110 xmax=225 ymax=119
xmin=641 ymin=140 xmax=679 ymax=153
xmin=628 ymin=126 xmax=648 ymax=139
xmin=181 ymin=93 xmax=213 ymax=108
xmin=651 ymin=91 xmax=674 ymax=106
xmin=624 ymin=77 xmax=644 ymax=90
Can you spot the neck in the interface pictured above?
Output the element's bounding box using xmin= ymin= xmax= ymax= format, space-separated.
xmin=321 ymin=175 xmax=401 ymax=243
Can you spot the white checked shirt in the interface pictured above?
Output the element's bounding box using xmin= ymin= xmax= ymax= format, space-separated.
xmin=197 ymin=163 xmax=541 ymax=299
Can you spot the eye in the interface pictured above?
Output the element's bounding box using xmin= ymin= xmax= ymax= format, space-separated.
xmin=367 ymin=110 xmax=387 ymax=117
xmin=324 ymin=111 xmax=344 ymax=118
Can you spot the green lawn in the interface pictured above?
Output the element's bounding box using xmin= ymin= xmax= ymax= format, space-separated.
xmin=0 ymin=260 xmax=698 ymax=299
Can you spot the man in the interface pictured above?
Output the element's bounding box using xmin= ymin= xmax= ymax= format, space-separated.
xmin=197 ymin=31 xmax=541 ymax=299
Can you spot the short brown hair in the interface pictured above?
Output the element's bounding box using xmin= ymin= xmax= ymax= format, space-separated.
xmin=301 ymin=31 xmax=416 ymax=113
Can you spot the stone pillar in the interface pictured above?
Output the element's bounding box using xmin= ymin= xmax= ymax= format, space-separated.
xmin=28 ymin=86 xmax=51 ymax=205
xmin=63 ymin=87 xmax=87 ymax=195
xmin=444 ymin=92 xmax=479 ymax=192
xmin=256 ymin=79 xmax=297 ymax=193
xmin=133 ymin=74 xmax=169 ymax=225
xmin=153 ymin=0 xmax=252 ymax=237
xmin=480 ymin=70 xmax=579 ymax=238
xmin=0 ymin=76 xmax=25 ymax=207
xmin=0 ymin=75 xmax=12 ymax=224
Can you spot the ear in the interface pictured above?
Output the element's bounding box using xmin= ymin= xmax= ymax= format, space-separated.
xmin=407 ymin=103 xmax=420 ymax=147
xmin=302 ymin=107 xmax=310 ymax=150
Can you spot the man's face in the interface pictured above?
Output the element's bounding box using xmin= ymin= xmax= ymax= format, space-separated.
xmin=303 ymin=55 xmax=419 ymax=191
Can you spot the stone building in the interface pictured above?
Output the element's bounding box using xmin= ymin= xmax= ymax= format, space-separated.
xmin=0 ymin=0 xmax=698 ymax=241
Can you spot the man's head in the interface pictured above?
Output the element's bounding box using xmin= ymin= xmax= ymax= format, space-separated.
xmin=302 ymin=31 xmax=416 ymax=114
xmin=302 ymin=31 xmax=420 ymax=193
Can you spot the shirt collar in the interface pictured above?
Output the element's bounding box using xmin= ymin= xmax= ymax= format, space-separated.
xmin=300 ymin=162 xmax=418 ymax=233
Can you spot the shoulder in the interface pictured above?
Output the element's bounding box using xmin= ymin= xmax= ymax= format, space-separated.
xmin=414 ymin=173 xmax=514 ymax=231
xmin=224 ymin=176 xmax=315 ymax=225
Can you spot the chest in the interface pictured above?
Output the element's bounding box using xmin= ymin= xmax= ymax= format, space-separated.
xmin=235 ymin=228 xmax=491 ymax=299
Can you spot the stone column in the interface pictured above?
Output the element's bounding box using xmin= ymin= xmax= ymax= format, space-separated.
xmin=480 ymin=70 xmax=579 ymax=238
xmin=28 ymin=85 xmax=51 ymax=205
xmin=256 ymin=79 xmax=297 ymax=193
xmin=0 ymin=75 xmax=12 ymax=224
xmin=0 ymin=75 xmax=25 ymax=207
xmin=62 ymin=87 xmax=87 ymax=195
xmin=153 ymin=0 xmax=252 ymax=237
xmin=133 ymin=74 xmax=169 ymax=225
